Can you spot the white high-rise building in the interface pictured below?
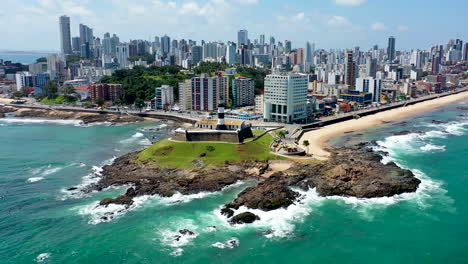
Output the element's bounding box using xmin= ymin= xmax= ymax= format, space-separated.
xmin=154 ymin=85 xmax=174 ymax=109
xmin=356 ymin=77 xmax=382 ymax=102
xmin=304 ymin=41 xmax=313 ymax=72
xmin=59 ymin=15 xmax=72 ymax=55
xmin=263 ymin=73 xmax=308 ymax=123
xmin=178 ymin=80 xmax=192 ymax=111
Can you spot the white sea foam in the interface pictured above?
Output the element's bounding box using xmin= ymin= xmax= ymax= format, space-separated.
xmin=156 ymin=219 xmax=199 ymax=257
xmin=27 ymin=177 xmax=44 ymax=183
xmin=215 ymin=188 xmax=325 ymax=238
xmin=35 ymin=253 xmax=50 ymax=263
xmin=420 ymin=144 xmax=446 ymax=152
xmin=0 ymin=118 xmax=83 ymax=126
xmin=60 ymin=157 xmax=116 ymax=200
xmin=119 ymin=132 xmax=152 ymax=146
xmin=211 ymin=238 xmax=239 ymax=249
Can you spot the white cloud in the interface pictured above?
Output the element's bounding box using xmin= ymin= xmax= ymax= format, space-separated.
xmin=371 ymin=22 xmax=387 ymax=31
xmin=234 ymin=0 xmax=259 ymax=4
xmin=333 ymin=0 xmax=367 ymax=6
xmin=397 ymin=25 xmax=409 ymax=32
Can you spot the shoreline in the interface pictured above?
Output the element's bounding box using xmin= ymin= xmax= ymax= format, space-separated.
xmin=300 ymin=91 xmax=468 ymax=160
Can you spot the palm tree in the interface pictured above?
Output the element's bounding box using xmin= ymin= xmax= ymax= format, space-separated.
xmin=302 ymin=140 xmax=310 ymax=155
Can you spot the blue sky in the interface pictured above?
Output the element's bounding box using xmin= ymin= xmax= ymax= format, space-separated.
xmin=1 ymin=0 xmax=467 ymax=51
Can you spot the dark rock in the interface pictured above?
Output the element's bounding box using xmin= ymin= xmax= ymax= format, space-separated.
xmin=67 ymin=187 xmax=78 ymax=191
xmin=457 ymin=106 xmax=468 ymax=110
xmin=221 ymin=208 xmax=234 ymax=218
xmin=431 ymin=120 xmax=448 ymax=124
xmin=179 ymin=229 xmax=195 ymax=236
xmin=99 ymin=195 xmax=134 ymax=206
xmin=229 ymin=212 xmax=260 ymax=224
xmin=392 ymin=130 xmax=415 ymax=136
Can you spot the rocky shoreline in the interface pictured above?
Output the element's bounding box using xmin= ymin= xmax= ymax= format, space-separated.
xmin=81 ymin=142 xmax=420 ymax=225
xmin=0 ymin=105 xmax=143 ymax=124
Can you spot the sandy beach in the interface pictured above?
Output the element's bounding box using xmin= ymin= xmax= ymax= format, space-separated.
xmin=300 ymin=91 xmax=468 ymax=160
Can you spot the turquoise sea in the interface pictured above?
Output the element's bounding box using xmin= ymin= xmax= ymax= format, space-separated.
xmin=0 ymin=53 xmax=51 ymax=65
xmin=1 ymin=98 xmax=467 ymax=263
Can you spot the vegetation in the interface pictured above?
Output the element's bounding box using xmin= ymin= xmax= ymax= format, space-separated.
xmin=234 ymin=66 xmax=270 ymax=95
xmin=43 ymin=81 xmax=58 ymax=97
xmin=36 ymin=57 xmax=47 ymax=63
xmin=129 ymin=53 xmax=155 ymax=64
xmin=100 ymin=65 xmax=191 ymax=104
xmin=66 ymin=55 xmax=81 ymax=65
xmin=137 ymin=133 xmax=281 ymax=169
xmin=95 ymin=97 xmax=105 ymax=107
xmin=40 ymin=95 xmax=77 ymax=105
xmin=302 ymin=140 xmax=310 ymax=155
xmin=194 ymin=62 xmax=229 ymax=75
xmin=10 ymin=91 xmax=26 ymax=98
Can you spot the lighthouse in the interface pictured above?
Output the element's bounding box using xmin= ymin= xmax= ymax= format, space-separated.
xmin=216 ymin=100 xmax=227 ymax=130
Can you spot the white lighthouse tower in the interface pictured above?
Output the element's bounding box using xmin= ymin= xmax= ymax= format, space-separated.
xmin=216 ymin=100 xmax=227 ymax=130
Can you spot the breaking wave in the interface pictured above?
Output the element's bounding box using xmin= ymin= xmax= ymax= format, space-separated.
xmin=119 ymin=132 xmax=152 ymax=146
xmin=0 ymin=118 xmax=83 ymax=126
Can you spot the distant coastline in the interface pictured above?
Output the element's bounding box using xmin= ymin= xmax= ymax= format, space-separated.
xmin=0 ymin=51 xmax=52 ymax=64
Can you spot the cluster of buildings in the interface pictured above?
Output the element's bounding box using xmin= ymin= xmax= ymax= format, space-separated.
xmin=2 ymin=14 xmax=467 ymax=124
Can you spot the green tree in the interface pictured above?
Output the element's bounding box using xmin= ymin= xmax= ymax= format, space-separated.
xmin=302 ymin=140 xmax=310 ymax=155
xmin=277 ymin=130 xmax=286 ymax=139
xmin=134 ymin=98 xmax=145 ymax=112
xmin=44 ymin=81 xmax=58 ymax=97
xmin=62 ymin=84 xmax=75 ymax=96
xmin=36 ymin=57 xmax=47 ymax=63
xmin=95 ymin=97 xmax=105 ymax=107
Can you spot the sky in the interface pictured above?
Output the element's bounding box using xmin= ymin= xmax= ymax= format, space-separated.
xmin=1 ymin=0 xmax=467 ymax=52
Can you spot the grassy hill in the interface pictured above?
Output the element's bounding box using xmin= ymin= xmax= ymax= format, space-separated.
xmin=137 ymin=132 xmax=281 ymax=169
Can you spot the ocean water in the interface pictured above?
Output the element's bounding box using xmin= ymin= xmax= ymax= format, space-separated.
xmin=0 ymin=53 xmax=51 ymax=65
xmin=1 ymin=99 xmax=468 ymax=263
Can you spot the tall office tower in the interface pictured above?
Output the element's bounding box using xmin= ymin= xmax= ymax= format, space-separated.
xmin=72 ymin=37 xmax=81 ymax=53
xmin=345 ymin=50 xmax=356 ymax=88
xmin=191 ymin=46 xmax=203 ymax=65
xmin=102 ymin=33 xmax=112 ymax=56
xmin=431 ymin=54 xmax=441 ymax=74
xmin=110 ymin=34 xmax=119 ymax=56
xmin=387 ymin=36 xmax=396 ymax=62
xmin=259 ymin=34 xmax=265 ymax=45
xmin=285 ymin=40 xmax=292 ymax=53
xmin=79 ymin=24 xmax=93 ymax=45
xmin=237 ymin=29 xmax=248 ymax=47
xmin=373 ymin=45 xmax=378 ymax=50
xmin=232 ymin=77 xmax=255 ymax=107
xmin=463 ymin=43 xmax=468 ymax=61
xmin=116 ymin=44 xmax=129 ymax=68
xmin=202 ymin=42 xmax=218 ymax=60
xmin=366 ymin=56 xmax=377 ymax=78
xmin=270 ymin=36 xmax=275 ymax=47
xmin=59 ymin=15 xmax=72 ymax=55
xmin=226 ymin=42 xmax=237 ymax=65
xmin=161 ymin=35 xmax=171 ymax=56
xmin=304 ymin=41 xmax=313 ymax=72
xmin=263 ymin=73 xmax=308 ymax=123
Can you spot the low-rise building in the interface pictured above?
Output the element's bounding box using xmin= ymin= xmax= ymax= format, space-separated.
xmin=89 ymin=83 xmax=122 ymax=102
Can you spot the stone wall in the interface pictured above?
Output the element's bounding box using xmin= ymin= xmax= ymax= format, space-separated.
xmin=174 ymin=127 xmax=253 ymax=143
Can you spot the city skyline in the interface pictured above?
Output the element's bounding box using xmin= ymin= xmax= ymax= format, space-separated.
xmin=1 ymin=0 xmax=468 ymax=51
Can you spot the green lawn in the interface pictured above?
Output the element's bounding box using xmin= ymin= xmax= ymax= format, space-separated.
xmin=40 ymin=96 xmax=76 ymax=105
xmin=137 ymin=133 xmax=281 ymax=168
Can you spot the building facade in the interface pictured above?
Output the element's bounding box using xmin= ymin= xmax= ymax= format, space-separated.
xmin=232 ymin=77 xmax=255 ymax=107
xmin=263 ymin=73 xmax=308 ymax=123
xmin=154 ymin=85 xmax=174 ymax=109
xmin=59 ymin=15 xmax=72 ymax=55
xmin=191 ymin=73 xmax=229 ymax=112
xmin=89 ymin=83 xmax=122 ymax=102
xmin=356 ymin=77 xmax=382 ymax=102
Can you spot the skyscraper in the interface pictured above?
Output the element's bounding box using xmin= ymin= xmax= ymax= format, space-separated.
xmin=226 ymin=42 xmax=237 ymax=65
xmin=463 ymin=43 xmax=468 ymax=61
xmin=304 ymin=41 xmax=313 ymax=72
xmin=259 ymin=34 xmax=265 ymax=45
xmin=387 ymin=36 xmax=396 ymax=62
xmin=161 ymin=35 xmax=171 ymax=56
xmin=285 ymin=40 xmax=292 ymax=53
xmin=72 ymin=37 xmax=81 ymax=53
xmin=191 ymin=46 xmax=203 ymax=65
xmin=345 ymin=50 xmax=356 ymax=88
xmin=237 ymin=29 xmax=248 ymax=47
xmin=59 ymin=15 xmax=72 ymax=55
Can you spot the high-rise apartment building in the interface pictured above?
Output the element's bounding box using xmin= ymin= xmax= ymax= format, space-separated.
xmin=226 ymin=42 xmax=237 ymax=65
xmin=191 ymin=46 xmax=203 ymax=65
xmin=178 ymin=80 xmax=192 ymax=111
xmin=154 ymin=85 xmax=174 ymax=109
xmin=366 ymin=57 xmax=377 ymax=78
xmin=232 ymin=77 xmax=255 ymax=107
xmin=59 ymin=15 xmax=72 ymax=55
xmin=191 ymin=73 xmax=229 ymax=112
xmin=304 ymin=42 xmax=314 ymax=71
xmin=345 ymin=50 xmax=356 ymax=88
xmin=161 ymin=35 xmax=171 ymax=56
xmin=387 ymin=36 xmax=396 ymax=62
xmin=89 ymin=83 xmax=122 ymax=102
xmin=263 ymin=73 xmax=308 ymax=123
xmin=116 ymin=44 xmax=129 ymax=68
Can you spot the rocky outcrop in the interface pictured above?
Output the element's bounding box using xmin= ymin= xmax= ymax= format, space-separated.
xmin=2 ymin=107 xmax=143 ymax=123
xmin=81 ymin=143 xmax=421 ymax=225
xmin=229 ymin=212 xmax=260 ymax=224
